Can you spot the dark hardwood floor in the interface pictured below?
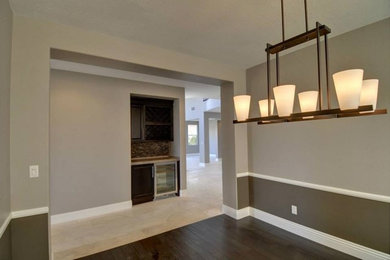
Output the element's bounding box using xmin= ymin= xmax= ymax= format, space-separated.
xmin=78 ymin=215 xmax=356 ymax=260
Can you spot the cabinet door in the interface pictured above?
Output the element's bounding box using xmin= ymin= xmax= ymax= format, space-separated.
xmin=144 ymin=105 xmax=173 ymax=141
xmin=131 ymin=105 xmax=143 ymax=140
xmin=131 ymin=164 xmax=154 ymax=204
xmin=145 ymin=106 xmax=172 ymax=124
xmin=144 ymin=125 xmax=173 ymax=141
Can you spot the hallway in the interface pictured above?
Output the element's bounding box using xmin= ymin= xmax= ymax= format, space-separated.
xmin=51 ymin=155 xmax=222 ymax=259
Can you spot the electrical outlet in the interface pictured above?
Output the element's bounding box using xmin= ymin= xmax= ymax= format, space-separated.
xmin=29 ymin=165 xmax=39 ymax=178
xmin=291 ymin=205 xmax=298 ymax=215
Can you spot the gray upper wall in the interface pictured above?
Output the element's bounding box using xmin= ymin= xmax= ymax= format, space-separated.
xmin=246 ymin=18 xmax=390 ymax=196
xmin=50 ymin=69 xmax=185 ymax=214
xmin=0 ymin=0 xmax=12 ymax=229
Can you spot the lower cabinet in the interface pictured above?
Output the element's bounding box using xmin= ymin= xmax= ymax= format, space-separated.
xmin=132 ymin=161 xmax=181 ymax=205
xmin=131 ymin=164 xmax=154 ymax=205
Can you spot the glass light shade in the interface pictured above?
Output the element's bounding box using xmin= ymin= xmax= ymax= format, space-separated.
xmin=333 ymin=69 xmax=364 ymax=110
xmin=298 ymin=91 xmax=318 ymax=112
xmin=258 ymin=99 xmax=274 ymax=117
xmin=233 ymin=95 xmax=251 ymax=121
xmin=273 ymin=85 xmax=296 ymax=117
xmin=360 ymin=79 xmax=378 ymax=112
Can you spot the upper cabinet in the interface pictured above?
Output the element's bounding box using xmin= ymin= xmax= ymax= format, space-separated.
xmin=131 ymin=97 xmax=174 ymax=141
xmin=131 ymin=104 xmax=143 ymax=140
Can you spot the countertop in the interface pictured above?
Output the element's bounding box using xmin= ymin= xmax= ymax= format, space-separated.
xmin=131 ymin=156 xmax=180 ymax=165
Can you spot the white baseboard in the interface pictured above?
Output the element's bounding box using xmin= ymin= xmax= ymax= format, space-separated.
xmin=222 ymin=205 xmax=389 ymax=259
xmin=11 ymin=207 xmax=49 ymax=219
xmin=222 ymin=205 xmax=250 ymax=220
xmin=235 ymin=207 xmax=250 ymax=219
xmin=250 ymin=208 xmax=390 ymax=260
xmin=51 ymin=200 xmax=132 ymax=225
xmin=0 ymin=213 xmax=12 ymax=239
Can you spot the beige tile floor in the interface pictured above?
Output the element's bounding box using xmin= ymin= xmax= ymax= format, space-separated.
xmin=51 ymin=155 xmax=222 ymax=259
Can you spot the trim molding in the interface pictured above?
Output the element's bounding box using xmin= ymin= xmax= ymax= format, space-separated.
xmin=222 ymin=205 xmax=249 ymax=220
xmin=237 ymin=172 xmax=390 ymax=203
xmin=0 ymin=213 xmax=12 ymax=239
xmin=11 ymin=207 xmax=49 ymax=219
xmin=51 ymin=200 xmax=132 ymax=224
xmin=236 ymin=172 xmax=249 ymax=178
xmin=50 ymin=59 xmax=218 ymax=91
xmin=250 ymin=208 xmax=390 ymax=260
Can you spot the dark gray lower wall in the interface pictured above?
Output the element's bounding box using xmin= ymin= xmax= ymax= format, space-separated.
xmin=237 ymin=176 xmax=249 ymax=209
xmin=248 ymin=177 xmax=390 ymax=254
xmin=11 ymin=214 xmax=49 ymax=260
xmin=0 ymin=224 xmax=12 ymax=260
xmin=0 ymin=214 xmax=49 ymax=260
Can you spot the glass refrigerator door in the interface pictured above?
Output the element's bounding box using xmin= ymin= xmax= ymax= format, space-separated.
xmin=155 ymin=163 xmax=177 ymax=195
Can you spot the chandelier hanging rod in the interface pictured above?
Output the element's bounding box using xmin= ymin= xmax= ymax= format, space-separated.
xmin=304 ymin=0 xmax=308 ymax=32
xmin=281 ymin=0 xmax=285 ymax=41
xmin=281 ymin=0 xmax=309 ymax=41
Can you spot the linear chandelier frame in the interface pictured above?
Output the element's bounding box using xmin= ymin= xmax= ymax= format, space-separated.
xmin=233 ymin=0 xmax=387 ymax=125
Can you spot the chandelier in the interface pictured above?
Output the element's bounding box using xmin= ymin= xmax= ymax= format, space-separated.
xmin=233 ymin=0 xmax=386 ymax=125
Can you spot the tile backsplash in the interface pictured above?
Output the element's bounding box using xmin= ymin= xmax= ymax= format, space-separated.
xmin=131 ymin=141 xmax=170 ymax=158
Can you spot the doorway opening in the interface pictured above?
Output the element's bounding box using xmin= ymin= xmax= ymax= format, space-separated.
xmin=184 ymin=90 xmax=222 ymax=212
xmin=49 ymin=49 xmax=236 ymax=259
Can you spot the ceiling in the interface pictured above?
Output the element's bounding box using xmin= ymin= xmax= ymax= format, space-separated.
xmin=11 ymin=0 xmax=390 ymax=68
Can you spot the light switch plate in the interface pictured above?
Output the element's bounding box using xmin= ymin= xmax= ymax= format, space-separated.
xmin=291 ymin=205 xmax=298 ymax=215
xmin=29 ymin=165 xmax=39 ymax=178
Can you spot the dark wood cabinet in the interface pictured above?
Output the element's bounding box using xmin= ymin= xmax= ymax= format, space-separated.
xmin=131 ymin=164 xmax=154 ymax=205
xmin=131 ymin=97 xmax=173 ymax=141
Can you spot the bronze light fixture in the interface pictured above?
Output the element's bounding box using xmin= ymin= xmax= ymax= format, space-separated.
xmin=233 ymin=0 xmax=387 ymax=125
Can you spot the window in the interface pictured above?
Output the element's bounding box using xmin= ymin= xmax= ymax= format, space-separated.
xmin=187 ymin=124 xmax=198 ymax=146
